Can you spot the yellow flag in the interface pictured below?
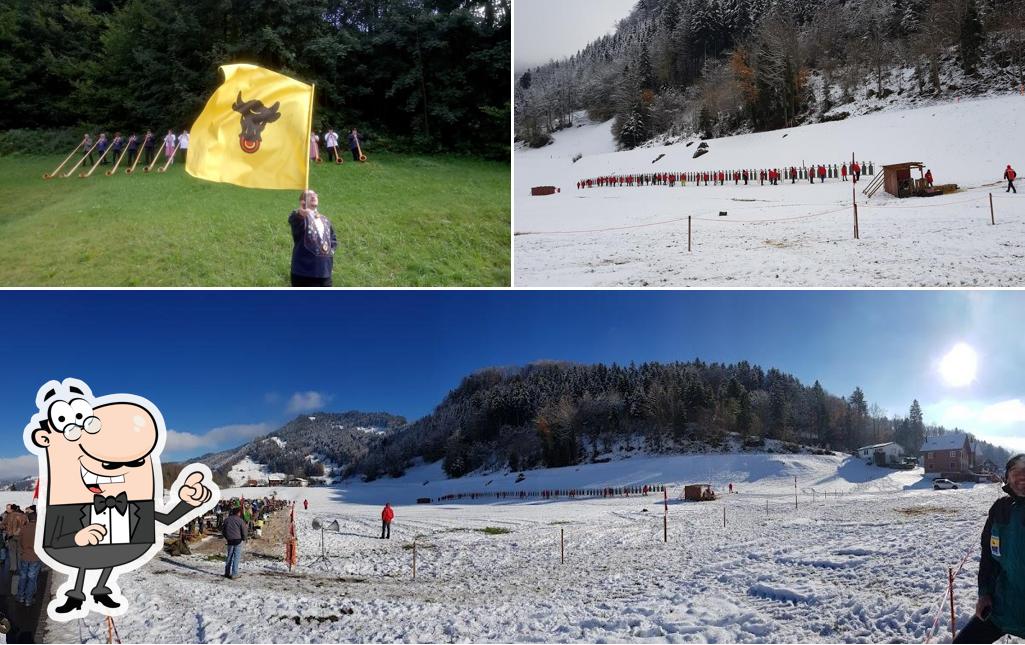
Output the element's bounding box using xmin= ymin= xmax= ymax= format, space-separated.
xmin=186 ymin=64 xmax=314 ymax=190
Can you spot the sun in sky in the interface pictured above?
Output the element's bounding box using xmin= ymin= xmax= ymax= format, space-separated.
xmin=939 ymin=342 xmax=978 ymax=387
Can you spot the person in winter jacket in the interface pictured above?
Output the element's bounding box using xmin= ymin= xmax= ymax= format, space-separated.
xmin=222 ymin=507 xmax=247 ymax=579
xmin=954 ymin=454 xmax=1025 ymax=643
xmin=841 ymin=164 xmax=848 ymax=181
xmin=1005 ymin=165 xmax=1017 ymax=193
xmin=381 ymin=503 xmax=394 ymax=539
xmin=817 ymin=165 xmax=827 ymax=182
xmin=925 ymin=169 xmax=933 ymax=188
xmin=851 ymin=161 xmax=861 ymax=182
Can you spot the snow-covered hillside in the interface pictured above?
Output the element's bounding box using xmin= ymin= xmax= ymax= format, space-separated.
xmin=514 ymin=97 xmax=1025 ymax=287
xmin=35 ymin=452 xmax=1019 ymax=644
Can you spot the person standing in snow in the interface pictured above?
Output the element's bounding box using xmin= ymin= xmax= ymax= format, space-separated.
xmin=851 ymin=161 xmax=861 ymax=183
xmin=380 ymin=503 xmax=394 ymax=539
xmin=953 ymin=455 xmax=1025 ymax=643
xmin=1004 ymin=165 xmax=1017 ymax=193
xmin=925 ymin=169 xmax=933 ymax=188
xmin=222 ymin=507 xmax=247 ymax=579
xmin=303 ymin=499 xmax=308 ymax=511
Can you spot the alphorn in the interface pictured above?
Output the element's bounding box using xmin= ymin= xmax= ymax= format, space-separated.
xmin=105 ymin=142 xmax=131 ymax=176
xmin=156 ymin=142 xmax=180 ymax=173
xmin=80 ymin=144 xmax=115 ymax=178
xmin=144 ymin=143 xmax=165 ymax=173
xmin=125 ymin=136 xmax=149 ymax=174
xmin=44 ymin=140 xmax=85 ymax=179
xmin=356 ymin=139 xmax=367 ymax=162
xmin=61 ymin=141 xmax=99 ymax=178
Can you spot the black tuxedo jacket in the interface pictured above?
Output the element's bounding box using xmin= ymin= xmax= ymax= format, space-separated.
xmin=43 ymin=499 xmax=193 ymax=549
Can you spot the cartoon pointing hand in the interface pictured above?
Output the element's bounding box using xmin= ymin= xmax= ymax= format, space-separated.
xmin=178 ymin=471 xmax=213 ymax=507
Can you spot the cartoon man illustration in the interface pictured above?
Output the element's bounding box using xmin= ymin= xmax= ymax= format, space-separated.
xmin=23 ymin=378 xmax=218 ymax=620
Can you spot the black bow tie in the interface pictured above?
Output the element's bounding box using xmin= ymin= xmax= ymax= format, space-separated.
xmin=93 ymin=492 xmax=129 ymax=516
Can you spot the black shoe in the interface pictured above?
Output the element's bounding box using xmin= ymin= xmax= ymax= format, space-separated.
xmin=55 ymin=597 xmax=84 ymax=614
xmin=93 ymin=593 xmax=121 ymax=609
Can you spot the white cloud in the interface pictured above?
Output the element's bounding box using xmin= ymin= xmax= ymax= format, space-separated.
xmin=286 ymin=391 xmax=330 ymax=414
xmin=0 ymin=454 xmax=39 ymax=480
xmin=165 ymin=423 xmax=272 ymax=455
xmin=980 ymin=399 xmax=1025 ymax=424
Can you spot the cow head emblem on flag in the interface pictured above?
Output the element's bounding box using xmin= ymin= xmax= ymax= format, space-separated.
xmin=232 ymin=92 xmax=281 ymax=153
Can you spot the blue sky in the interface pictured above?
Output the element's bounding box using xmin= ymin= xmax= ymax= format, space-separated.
xmin=2 ymin=290 xmax=1023 ymax=478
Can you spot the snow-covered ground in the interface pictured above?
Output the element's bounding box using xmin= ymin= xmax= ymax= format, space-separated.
xmin=514 ymin=96 xmax=1025 ymax=286
xmin=29 ymin=453 xmax=1020 ymax=644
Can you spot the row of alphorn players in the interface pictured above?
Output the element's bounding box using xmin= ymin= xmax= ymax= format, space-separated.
xmin=576 ymin=162 xmax=877 ymax=189
xmin=43 ymin=130 xmax=189 ymax=179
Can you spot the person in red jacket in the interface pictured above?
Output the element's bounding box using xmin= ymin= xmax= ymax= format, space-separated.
xmin=925 ymin=169 xmax=933 ymax=188
xmin=851 ymin=161 xmax=861 ymax=183
xmin=841 ymin=164 xmax=848 ymax=181
xmin=1005 ymin=165 xmax=1017 ymax=193
xmin=303 ymin=499 xmax=309 ymax=511
xmin=817 ymin=165 xmax=827 ymax=183
xmin=381 ymin=503 xmax=394 ymax=539
xmin=790 ymin=166 xmax=797 ymax=183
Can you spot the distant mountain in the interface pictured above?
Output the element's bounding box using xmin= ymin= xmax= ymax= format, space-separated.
xmin=0 ymin=476 xmax=37 ymax=492
xmin=174 ymin=411 xmax=406 ymax=488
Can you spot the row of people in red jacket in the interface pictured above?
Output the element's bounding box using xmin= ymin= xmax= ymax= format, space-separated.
xmin=577 ymin=162 xmax=872 ymax=190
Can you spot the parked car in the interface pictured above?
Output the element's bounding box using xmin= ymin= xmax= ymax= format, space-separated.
xmin=934 ymin=478 xmax=959 ymax=490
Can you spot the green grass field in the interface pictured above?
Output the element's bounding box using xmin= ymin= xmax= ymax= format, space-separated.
xmin=0 ymin=153 xmax=509 ymax=286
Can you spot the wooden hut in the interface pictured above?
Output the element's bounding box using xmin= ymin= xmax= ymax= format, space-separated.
xmin=882 ymin=162 xmax=926 ymax=198
xmin=683 ymin=484 xmax=717 ymax=501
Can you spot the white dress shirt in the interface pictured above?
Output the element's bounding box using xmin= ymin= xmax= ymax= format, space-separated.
xmin=90 ymin=504 xmax=131 ymax=545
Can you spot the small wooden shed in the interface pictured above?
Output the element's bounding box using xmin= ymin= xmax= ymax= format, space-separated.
xmin=683 ymin=484 xmax=717 ymax=501
xmin=882 ymin=162 xmax=926 ymax=198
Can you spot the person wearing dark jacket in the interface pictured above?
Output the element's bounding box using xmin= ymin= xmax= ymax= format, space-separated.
xmin=143 ymin=130 xmax=156 ymax=165
xmin=381 ymin=503 xmax=394 ymax=539
xmin=348 ymin=128 xmax=362 ymax=162
xmin=288 ymin=190 xmax=337 ymax=287
xmin=954 ymin=454 xmax=1025 ymax=643
xmin=222 ymin=507 xmax=247 ymax=579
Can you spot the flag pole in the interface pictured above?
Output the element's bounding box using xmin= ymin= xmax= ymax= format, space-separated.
xmin=305 ymin=83 xmax=315 ymax=206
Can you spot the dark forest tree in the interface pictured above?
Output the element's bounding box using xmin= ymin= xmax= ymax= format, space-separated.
xmin=514 ymin=0 xmax=1025 ymax=148
xmin=0 ymin=0 xmax=509 ymax=157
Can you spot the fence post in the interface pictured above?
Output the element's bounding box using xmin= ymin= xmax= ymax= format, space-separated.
xmin=663 ymin=486 xmax=668 ymax=543
xmin=412 ymin=540 xmax=417 ymax=580
xmin=949 ymin=567 xmax=956 ymax=640
xmin=723 ymin=506 xmax=726 ymax=528
xmin=688 ymin=216 xmax=692 ymax=252
xmin=561 ymin=528 xmax=565 ymax=564
xmin=990 ymin=193 xmax=995 ymax=225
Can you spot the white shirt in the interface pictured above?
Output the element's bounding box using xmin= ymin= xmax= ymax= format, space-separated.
xmin=164 ymin=134 xmax=176 ymax=147
xmin=179 ymin=133 xmax=189 ymax=149
xmin=325 ymin=132 xmax=338 ymax=148
xmin=91 ymin=504 xmax=131 ymax=545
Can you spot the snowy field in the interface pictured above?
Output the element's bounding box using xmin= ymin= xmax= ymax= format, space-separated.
xmin=25 ymin=453 xmax=1021 ymax=644
xmin=514 ymin=96 xmax=1025 ymax=287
